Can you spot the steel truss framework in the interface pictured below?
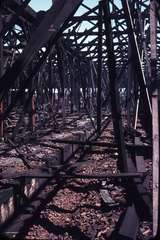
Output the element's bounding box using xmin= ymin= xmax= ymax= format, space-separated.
xmin=0 ymin=0 xmax=160 ymax=238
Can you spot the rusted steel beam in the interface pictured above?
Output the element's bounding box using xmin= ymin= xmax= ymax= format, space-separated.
xmin=117 ymin=205 xmax=139 ymax=240
xmin=0 ymin=0 xmax=31 ymax=38
xmin=0 ymin=101 xmax=4 ymax=139
xmin=102 ymin=0 xmax=128 ymax=172
xmin=97 ymin=1 xmax=103 ymax=135
xmin=0 ymin=170 xmax=144 ymax=180
xmin=0 ymin=0 xmax=83 ymax=101
xmin=0 ymin=13 xmax=4 ymax=140
xmin=122 ymin=0 xmax=152 ymax=120
xmin=66 ymin=172 xmax=144 ymax=180
xmin=31 ymin=94 xmax=36 ymax=132
xmin=3 ymin=0 xmax=36 ymax=23
xmin=0 ymin=0 xmax=83 ymax=119
xmin=67 ymin=5 xmax=99 ymax=29
xmin=150 ymin=0 xmax=159 ymax=237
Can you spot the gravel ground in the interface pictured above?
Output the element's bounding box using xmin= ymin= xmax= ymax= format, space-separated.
xmin=24 ymin=123 xmax=127 ymax=240
xmin=0 ymin=118 xmax=152 ymax=240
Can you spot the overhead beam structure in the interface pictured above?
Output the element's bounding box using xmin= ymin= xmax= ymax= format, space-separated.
xmin=0 ymin=0 xmax=159 ymax=239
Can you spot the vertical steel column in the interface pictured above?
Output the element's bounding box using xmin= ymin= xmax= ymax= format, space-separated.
xmin=56 ymin=43 xmax=64 ymax=98
xmin=49 ymin=56 xmax=53 ymax=103
xmin=31 ymin=94 xmax=35 ymax=131
xmin=56 ymin=42 xmax=66 ymax=122
xmin=122 ymin=0 xmax=152 ymax=121
xmin=0 ymin=13 xmax=4 ymax=140
xmin=102 ymin=0 xmax=127 ymax=172
xmin=127 ymin=42 xmax=132 ymax=129
xmin=73 ymin=34 xmax=81 ymax=112
xmin=150 ymin=0 xmax=159 ymax=236
xmin=97 ymin=1 xmax=103 ymax=135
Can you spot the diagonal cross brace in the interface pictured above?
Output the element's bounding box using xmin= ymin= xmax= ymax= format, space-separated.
xmin=0 ymin=0 xmax=82 ymax=100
